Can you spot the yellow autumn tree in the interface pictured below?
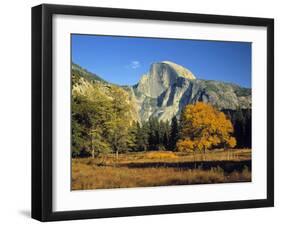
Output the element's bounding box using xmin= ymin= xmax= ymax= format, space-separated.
xmin=177 ymin=102 xmax=236 ymax=155
xmin=176 ymin=139 xmax=194 ymax=152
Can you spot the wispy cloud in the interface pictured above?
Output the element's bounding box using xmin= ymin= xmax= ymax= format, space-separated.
xmin=128 ymin=60 xmax=141 ymax=69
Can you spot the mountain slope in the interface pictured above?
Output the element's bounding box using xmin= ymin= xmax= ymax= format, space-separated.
xmin=72 ymin=63 xmax=107 ymax=84
xmin=72 ymin=63 xmax=140 ymax=123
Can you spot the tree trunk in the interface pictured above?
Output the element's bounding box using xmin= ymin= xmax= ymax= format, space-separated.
xmin=194 ymin=151 xmax=197 ymax=168
xmin=116 ymin=150 xmax=119 ymax=160
xmin=201 ymin=148 xmax=206 ymax=161
xmin=203 ymin=148 xmax=206 ymax=161
xmin=227 ymin=149 xmax=230 ymax=161
xmin=193 ymin=152 xmax=197 ymax=168
xmin=224 ymin=144 xmax=229 ymax=161
xmin=91 ymin=134 xmax=95 ymax=159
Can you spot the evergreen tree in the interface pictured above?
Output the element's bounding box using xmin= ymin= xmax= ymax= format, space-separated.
xmin=222 ymin=109 xmax=252 ymax=148
xmin=127 ymin=121 xmax=138 ymax=151
xmin=169 ymin=116 xmax=179 ymax=150
xmin=136 ymin=122 xmax=149 ymax=151
xmin=162 ymin=121 xmax=171 ymax=149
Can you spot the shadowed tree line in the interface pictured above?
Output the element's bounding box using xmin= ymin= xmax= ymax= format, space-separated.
xmin=222 ymin=109 xmax=252 ymax=148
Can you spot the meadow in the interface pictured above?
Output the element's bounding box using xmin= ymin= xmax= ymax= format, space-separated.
xmin=71 ymin=149 xmax=251 ymax=190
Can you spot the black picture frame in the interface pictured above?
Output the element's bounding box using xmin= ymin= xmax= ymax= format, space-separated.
xmin=32 ymin=4 xmax=274 ymax=222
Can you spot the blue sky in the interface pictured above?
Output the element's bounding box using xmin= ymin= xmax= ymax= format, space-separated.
xmin=72 ymin=34 xmax=251 ymax=88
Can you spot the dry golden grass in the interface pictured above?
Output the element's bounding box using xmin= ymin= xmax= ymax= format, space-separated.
xmin=72 ymin=149 xmax=251 ymax=190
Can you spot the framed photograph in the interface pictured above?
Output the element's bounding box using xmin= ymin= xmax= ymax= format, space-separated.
xmin=32 ymin=4 xmax=274 ymax=221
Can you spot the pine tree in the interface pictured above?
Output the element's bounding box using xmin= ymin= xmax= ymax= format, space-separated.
xmin=169 ymin=116 xmax=179 ymax=150
xmin=136 ymin=122 xmax=149 ymax=151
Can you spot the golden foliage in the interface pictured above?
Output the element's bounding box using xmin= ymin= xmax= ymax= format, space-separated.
xmin=178 ymin=102 xmax=236 ymax=152
xmin=145 ymin=151 xmax=178 ymax=159
xmin=176 ymin=139 xmax=194 ymax=152
xmin=228 ymin=137 xmax=237 ymax=148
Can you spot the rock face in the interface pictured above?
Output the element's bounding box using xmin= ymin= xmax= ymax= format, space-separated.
xmin=130 ymin=61 xmax=251 ymax=122
xmin=135 ymin=61 xmax=196 ymax=98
